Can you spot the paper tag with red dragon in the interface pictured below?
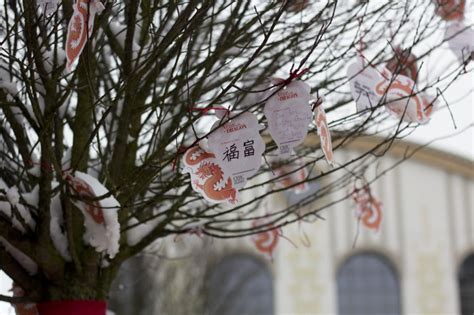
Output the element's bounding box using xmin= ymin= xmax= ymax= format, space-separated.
xmin=313 ymin=96 xmax=334 ymax=166
xmin=66 ymin=0 xmax=105 ymax=71
xmin=251 ymin=219 xmax=280 ymax=259
xmin=208 ymin=111 xmax=265 ymax=189
xmin=182 ymin=146 xmax=238 ymax=205
xmin=374 ymin=67 xmax=437 ymax=124
xmin=352 ymin=186 xmax=383 ymax=232
xmin=264 ymin=80 xmax=312 ymax=157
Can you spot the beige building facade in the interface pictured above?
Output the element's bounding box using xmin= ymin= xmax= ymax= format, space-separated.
xmin=273 ymin=140 xmax=474 ymax=314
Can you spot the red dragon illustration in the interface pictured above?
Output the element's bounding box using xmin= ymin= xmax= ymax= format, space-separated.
xmin=252 ymin=220 xmax=279 ymax=257
xmin=183 ymin=146 xmax=237 ymax=204
xmin=375 ymin=77 xmax=426 ymax=122
xmin=352 ymin=188 xmax=382 ymax=231
xmin=315 ymin=105 xmax=334 ymax=164
xmin=66 ymin=0 xmax=103 ymax=70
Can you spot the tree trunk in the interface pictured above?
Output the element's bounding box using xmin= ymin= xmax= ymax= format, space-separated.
xmin=21 ymin=265 xmax=117 ymax=315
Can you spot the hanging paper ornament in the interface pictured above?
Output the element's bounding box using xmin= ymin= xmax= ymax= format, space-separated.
xmin=11 ymin=284 xmax=38 ymax=315
xmin=444 ymin=21 xmax=474 ymax=64
xmin=313 ymin=97 xmax=334 ymax=166
xmin=432 ymin=0 xmax=465 ymax=21
xmin=182 ymin=146 xmax=238 ymax=204
xmin=272 ymin=158 xmax=310 ymax=194
xmin=64 ymin=172 xmax=104 ymax=224
xmin=286 ymin=0 xmax=310 ymax=12
xmin=208 ymin=111 xmax=265 ymax=189
xmin=251 ymin=219 xmax=279 ymax=258
xmin=386 ymin=47 xmax=419 ymax=82
xmin=264 ymin=80 xmax=312 ymax=157
xmin=66 ymin=0 xmax=105 ymax=71
xmin=347 ymin=58 xmax=385 ymax=112
xmin=374 ymin=68 xmax=436 ymax=124
xmin=62 ymin=171 xmax=121 ymax=258
xmin=352 ymin=187 xmax=383 ymax=231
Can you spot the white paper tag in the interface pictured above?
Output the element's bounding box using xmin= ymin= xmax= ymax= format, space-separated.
xmin=182 ymin=146 xmax=238 ymax=205
xmin=445 ymin=21 xmax=474 ymax=64
xmin=347 ymin=59 xmax=384 ymax=112
xmin=264 ymin=81 xmax=312 ymax=157
xmin=374 ymin=70 xmax=436 ymax=124
xmin=207 ymin=112 xmax=265 ymax=189
xmin=66 ymin=0 xmax=105 ymax=71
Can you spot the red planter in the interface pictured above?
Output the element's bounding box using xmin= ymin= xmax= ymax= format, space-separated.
xmin=37 ymin=300 xmax=107 ymax=315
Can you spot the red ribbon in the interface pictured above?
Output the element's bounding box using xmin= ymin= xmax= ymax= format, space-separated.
xmin=279 ymin=67 xmax=309 ymax=85
xmin=288 ymin=67 xmax=309 ymax=81
xmin=37 ymin=300 xmax=107 ymax=315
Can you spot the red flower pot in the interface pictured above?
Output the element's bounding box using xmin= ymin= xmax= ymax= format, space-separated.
xmin=37 ymin=300 xmax=107 ymax=315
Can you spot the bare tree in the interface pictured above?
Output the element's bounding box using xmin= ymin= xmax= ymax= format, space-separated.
xmin=0 ymin=0 xmax=471 ymax=312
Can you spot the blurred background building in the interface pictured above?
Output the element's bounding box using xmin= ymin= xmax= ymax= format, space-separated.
xmin=107 ymin=137 xmax=474 ymax=315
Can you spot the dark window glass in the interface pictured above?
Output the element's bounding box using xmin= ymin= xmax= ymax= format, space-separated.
xmin=206 ymin=255 xmax=274 ymax=315
xmin=337 ymin=253 xmax=401 ymax=315
xmin=459 ymin=254 xmax=474 ymax=315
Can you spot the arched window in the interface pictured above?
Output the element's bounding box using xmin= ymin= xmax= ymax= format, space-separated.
xmin=459 ymin=253 xmax=474 ymax=315
xmin=337 ymin=252 xmax=401 ymax=315
xmin=206 ymin=254 xmax=274 ymax=315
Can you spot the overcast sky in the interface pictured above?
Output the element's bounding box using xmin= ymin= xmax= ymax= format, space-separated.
xmin=407 ymin=69 xmax=473 ymax=160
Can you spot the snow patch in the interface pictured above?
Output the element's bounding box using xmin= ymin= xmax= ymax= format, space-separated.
xmin=0 ymin=184 xmax=37 ymax=233
xmin=22 ymin=185 xmax=39 ymax=208
xmin=16 ymin=203 xmax=36 ymax=230
xmin=0 ymin=59 xmax=18 ymax=98
xmin=69 ymin=172 xmax=121 ymax=259
xmin=50 ymin=192 xmax=71 ymax=261
xmin=6 ymin=186 xmax=20 ymax=206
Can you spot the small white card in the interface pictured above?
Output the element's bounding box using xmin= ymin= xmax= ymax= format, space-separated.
xmin=208 ymin=112 xmax=265 ymax=189
xmin=264 ymin=81 xmax=312 ymax=157
xmin=347 ymin=59 xmax=384 ymax=112
xmin=445 ymin=21 xmax=474 ymax=64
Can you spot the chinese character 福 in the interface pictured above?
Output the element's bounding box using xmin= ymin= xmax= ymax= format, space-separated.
xmin=223 ymin=144 xmax=239 ymax=161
